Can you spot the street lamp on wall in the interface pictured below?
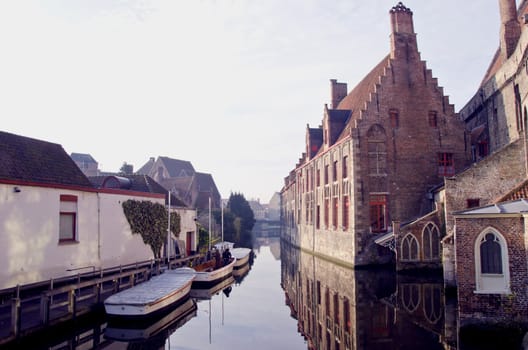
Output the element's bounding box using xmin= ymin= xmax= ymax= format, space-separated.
xmin=13 ymin=187 xmax=21 ymax=193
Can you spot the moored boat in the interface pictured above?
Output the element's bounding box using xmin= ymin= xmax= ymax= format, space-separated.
xmin=231 ymin=247 xmax=251 ymax=268
xmin=104 ymin=271 xmax=195 ymax=317
xmin=174 ymin=256 xmax=236 ymax=288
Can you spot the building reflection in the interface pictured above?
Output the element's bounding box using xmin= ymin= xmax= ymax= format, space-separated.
xmin=281 ymin=242 xmax=449 ymax=350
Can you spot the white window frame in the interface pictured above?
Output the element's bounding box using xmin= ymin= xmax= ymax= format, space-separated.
xmin=400 ymin=233 xmax=419 ymax=261
xmin=474 ymin=227 xmax=511 ymax=294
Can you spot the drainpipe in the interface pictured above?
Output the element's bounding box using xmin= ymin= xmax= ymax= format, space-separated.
xmin=97 ymin=192 xmax=101 ymax=261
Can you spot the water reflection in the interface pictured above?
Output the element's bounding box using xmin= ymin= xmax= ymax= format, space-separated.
xmin=105 ymin=297 xmax=197 ymax=343
xmin=280 ymin=241 xmax=527 ymax=350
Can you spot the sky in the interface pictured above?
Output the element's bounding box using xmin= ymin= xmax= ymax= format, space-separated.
xmin=0 ymin=0 xmax=502 ymax=203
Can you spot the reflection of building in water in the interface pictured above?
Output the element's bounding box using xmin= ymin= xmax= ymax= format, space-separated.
xmin=281 ymin=242 xmax=448 ymax=350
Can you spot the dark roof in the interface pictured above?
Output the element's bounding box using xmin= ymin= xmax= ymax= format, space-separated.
xmin=0 ymin=131 xmax=93 ymax=187
xmin=70 ymin=152 xmax=97 ymax=164
xmin=195 ymin=172 xmax=220 ymax=195
xmin=89 ymin=174 xmax=187 ymax=207
xmin=136 ymin=157 xmax=155 ymax=175
xmin=159 ymin=157 xmax=195 ymax=177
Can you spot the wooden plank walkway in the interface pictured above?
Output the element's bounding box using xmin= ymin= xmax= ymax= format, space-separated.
xmin=0 ymin=254 xmax=201 ymax=346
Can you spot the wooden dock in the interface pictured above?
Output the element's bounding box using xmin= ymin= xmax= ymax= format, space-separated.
xmin=0 ymin=254 xmax=201 ymax=346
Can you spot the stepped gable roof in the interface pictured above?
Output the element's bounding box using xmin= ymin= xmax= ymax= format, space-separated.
xmin=335 ymin=55 xmax=390 ymax=141
xmin=89 ymin=174 xmax=187 ymax=206
xmin=70 ymin=152 xmax=97 ymax=164
xmin=0 ymin=131 xmax=93 ymax=187
xmin=159 ymin=156 xmax=195 ymax=177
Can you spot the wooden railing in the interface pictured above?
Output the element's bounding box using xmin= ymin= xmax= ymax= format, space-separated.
xmin=0 ymin=254 xmax=202 ymax=344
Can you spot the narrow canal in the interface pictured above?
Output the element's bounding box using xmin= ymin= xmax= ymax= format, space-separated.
xmin=6 ymin=236 xmax=527 ymax=349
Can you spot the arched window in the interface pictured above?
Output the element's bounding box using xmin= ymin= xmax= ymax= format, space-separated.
xmin=422 ymin=223 xmax=440 ymax=260
xmin=474 ymin=228 xmax=510 ymax=294
xmin=401 ymin=233 xmax=419 ymax=261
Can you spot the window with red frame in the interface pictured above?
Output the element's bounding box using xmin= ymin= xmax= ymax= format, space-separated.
xmin=59 ymin=195 xmax=78 ymax=242
xmin=389 ymin=109 xmax=399 ymax=128
xmin=438 ymin=153 xmax=454 ymax=176
xmin=369 ymin=194 xmax=387 ymax=233
xmin=478 ymin=140 xmax=488 ymax=158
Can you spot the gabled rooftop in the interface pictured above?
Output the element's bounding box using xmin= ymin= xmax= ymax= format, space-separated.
xmin=0 ymin=131 xmax=92 ymax=188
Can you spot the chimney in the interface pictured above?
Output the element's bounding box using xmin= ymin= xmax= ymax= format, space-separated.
xmin=389 ymin=2 xmax=418 ymax=60
xmin=499 ymin=0 xmax=521 ymax=59
xmin=330 ymin=79 xmax=347 ymax=109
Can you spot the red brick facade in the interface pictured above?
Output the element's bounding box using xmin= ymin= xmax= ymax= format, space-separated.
xmin=281 ymin=2 xmax=470 ymax=267
xmin=454 ymin=216 xmax=528 ymax=326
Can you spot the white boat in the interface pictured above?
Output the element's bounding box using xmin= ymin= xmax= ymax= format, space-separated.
xmin=174 ymin=256 xmax=236 ymax=287
xmin=231 ymin=247 xmax=251 ymax=268
xmin=104 ymin=271 xmax=195 ymax=317
xmin=214 ymin=241 xmax=235 ymax=251
xmin=104 ymin=297 xmax=197 ymax=341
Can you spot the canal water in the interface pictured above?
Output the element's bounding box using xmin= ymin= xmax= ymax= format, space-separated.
xmin=6 ymin=236 xmax=527 ymax=349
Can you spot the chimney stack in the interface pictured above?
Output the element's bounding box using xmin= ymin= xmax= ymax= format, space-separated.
xmin=389 ymin=2 xmax=418 ymax=60
xmin=499 ymin=0 xmax=521 ymax=59
xmin=330 ymin=79 xmax=347 ymax=109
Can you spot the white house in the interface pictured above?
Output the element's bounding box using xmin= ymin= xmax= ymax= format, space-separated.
xmin=0 ymin=131 xmax=197 ymax=290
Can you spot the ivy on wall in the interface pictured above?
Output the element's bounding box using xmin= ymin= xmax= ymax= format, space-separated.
xmin=122 ymin=199 xmax=181 ymax=259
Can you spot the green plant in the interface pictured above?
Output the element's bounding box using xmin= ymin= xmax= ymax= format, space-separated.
xmin=122 ymin=200 xmax=181 ymax=259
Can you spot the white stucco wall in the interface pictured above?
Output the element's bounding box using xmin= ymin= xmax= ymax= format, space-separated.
xmin=173 ymin=207 xmax=197 ymax=253
xmin=0 ymin=183 xmax=163 ymax=290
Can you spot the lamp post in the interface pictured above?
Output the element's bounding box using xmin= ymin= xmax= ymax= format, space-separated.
xmin=167 ymin=190 xmax=171 ymax=264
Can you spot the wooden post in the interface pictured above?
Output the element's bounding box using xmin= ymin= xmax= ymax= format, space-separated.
xmin=68 ymin=290 xmax=77 ymax=318
xmin=11 ymin=298 xmax=21 ymax=336
xmin=40 ymin=293 xmax=50 ymax=325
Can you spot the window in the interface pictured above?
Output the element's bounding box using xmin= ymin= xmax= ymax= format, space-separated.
xmin=369 ymin=194 xmax=387 ymax=233
xmin=467 ymin=198 xmax=480 ymax=208
xmin=316 ymin=167 xmax=320 ymax=187
xmin=59 ymin=195 xmax=78 ymax=242
xmin=429 ymin=111 xmax=437 ymax=127
xmin=333 ymin=293 xmax=339 ymax=324
xmin=342 ymin=195 xmax=349 ymax=230
xmin=438 ymin=153 xmax=454 ymax=176
xmin=422 ymin=223 xmax=440 ymax=260
xmin=478 ymin=140 xmax=488 ymax=158
xmin=389 ymin=109 xmax=399 ymax=128
xmin=401 ymin=233 xmax=419 ymax=261
xmin=342 ymin=156 xmax=348 ymax=179
xmin=474 ymin=229 xmax=510 ymax=293
xmin=332 ymin=160 xmax=338 ymax=182
xmin=316 ymin=205 xmax=321 ymax=229
xmin=368 ymin=141 xmax=387 ymax=175
xmin=332 ymin=198 xmax=338 ymax=229
xmin=324 ymin=164 xmax=329 ymax=185
xmin=324 ymin=199 xmax=329 ymax=228
xmin=343 ymin=297 xmax=351 ymax=333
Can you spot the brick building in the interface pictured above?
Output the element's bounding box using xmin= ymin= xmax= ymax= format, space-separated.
xmin=281 ymin=2 xmax=470 ymax=267
xmin=438 ymin=0 xmax=528 ymax=327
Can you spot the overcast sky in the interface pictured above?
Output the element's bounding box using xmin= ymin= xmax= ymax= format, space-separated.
xmin=0 ymin=0 xmax=501 ymax=202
